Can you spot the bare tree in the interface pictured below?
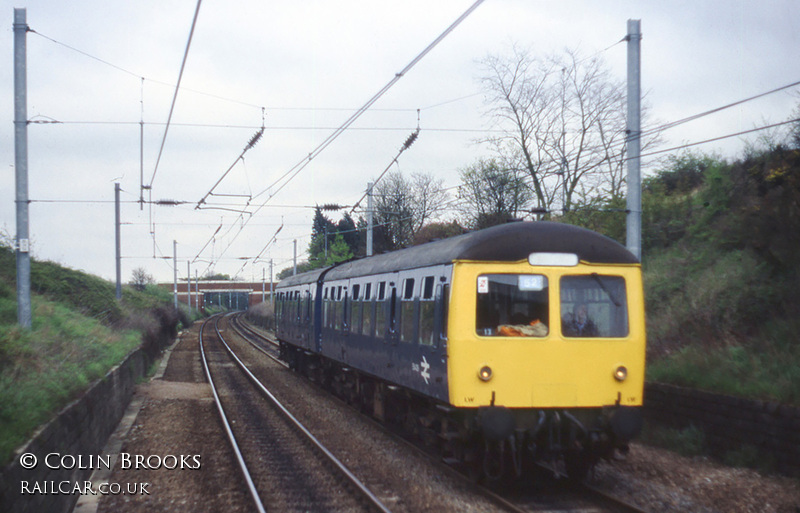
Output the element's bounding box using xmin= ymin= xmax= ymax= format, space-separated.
xmin=480 ymin=46 xmax=656 ymax=213
xmin=129 ymin=267 xmax=155 ymax=291
xmin=458 ymin=158 xmax=532 ymax=228
xmin=372 ymin=170 xmax=449 ymax=250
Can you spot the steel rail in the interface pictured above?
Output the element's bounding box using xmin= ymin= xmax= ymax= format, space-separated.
xmin=228 ymin=314 xmax=285 ymax=366
xmin=214 ymin=314 xmax=393 ymax=513
xmin=198 ymin=316 xmax=267 ymax=513
xmin=232 ymin=316 xmax=530 ymax=513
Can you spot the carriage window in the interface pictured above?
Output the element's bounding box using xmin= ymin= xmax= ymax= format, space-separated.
xmin=352 ymin=292 xmax=362 ymax=333
xmin=334 ymin=286 xmax=343 ymax=330
xmin=400 ymin=278 xmax=415 ymax=343
xmin=352 ymin=284 xmax=361 ymax=300
xmin=476 ymin=274 xmax=549 ymax=337
xmin=560 ymin=275 xmax=628 ymax=338
xmin=419 ymin=276 xmax=436 ymax=346
xmin=362 ymin=297 xmax=373 ymax=336
xmin=375 ymin=282 xmax=387 ymax=338
xmin=364 ymin=283 xmax=372 ymax=301
xmin=422 ymin=276 xmax=434 ymax=300
xmin=342 ymin=290 xmax=349 ymax=330
xmin=324 ymin=287 xmax=332 ymax=328
xmin=402 ymin=278 xmax=415 ymax=300
xmin=439 ymin=283 xmax=449 ymax=340
xmin=389 ymin=287 xmax=398 ymax=334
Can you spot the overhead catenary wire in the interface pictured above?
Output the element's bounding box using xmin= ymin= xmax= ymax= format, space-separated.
xmin=249 ymin=0 xmax=486 ymax=204
xmin=452 ymin=77 xmax=800 ymax=198
xmin=639 ymin=78 xmax=800 ymax=140
xmin=638 ymin=116 xmax=800 ymax=160
xmin=233 ymin=220 xmax=285 ymax=279
xmin=199 ymin=0 xmax=486 ymax=274
xmin=349 ymin=127 xmax=421 ymax=214
xmin=147 ymin=0 xmax=203 ymax=192
xmin=195 ymin=127 xmax=265 ymax=210
xmin=26 ymin=119 xmax=498 ymax=135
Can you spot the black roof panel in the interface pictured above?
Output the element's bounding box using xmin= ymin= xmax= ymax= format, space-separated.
xmin=280 ymin=221 xmax=637 ymax=286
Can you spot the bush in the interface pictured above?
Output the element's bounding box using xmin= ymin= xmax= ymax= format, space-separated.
xmin=246 ymin=300 xmax=275 ymax=331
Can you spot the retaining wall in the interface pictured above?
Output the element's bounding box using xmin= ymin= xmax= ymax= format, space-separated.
xmin=0 ymin=308 xmax=178 ymax=513
xmin=644 ymin=382 xmax=800 ymax=477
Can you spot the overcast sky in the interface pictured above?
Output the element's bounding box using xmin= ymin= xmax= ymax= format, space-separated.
xmin=2 ymin=0 xmax=798 ymax=283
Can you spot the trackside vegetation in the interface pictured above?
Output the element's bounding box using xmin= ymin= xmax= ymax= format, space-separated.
xmin=0 ymin=245 xmax=183 ymax=465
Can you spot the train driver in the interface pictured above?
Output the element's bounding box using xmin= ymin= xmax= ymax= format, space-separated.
xmin=563 ymin=303 xmax=599 ymax=337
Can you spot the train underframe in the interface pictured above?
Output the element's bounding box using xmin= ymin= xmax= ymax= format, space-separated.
xmin=280 ymin=342 xmax=642 ymax=481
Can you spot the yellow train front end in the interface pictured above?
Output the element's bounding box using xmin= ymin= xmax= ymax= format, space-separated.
xmin=446 ymin=253 xmax=646 ymax=478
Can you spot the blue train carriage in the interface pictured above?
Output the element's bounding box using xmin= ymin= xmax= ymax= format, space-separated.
xmin=274 ymin=221 xmax=645 ymax=480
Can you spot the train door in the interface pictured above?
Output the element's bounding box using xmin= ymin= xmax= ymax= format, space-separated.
xmin=313 ymin=283 xmax=325 ymax=353
xmin=302 ymin=287 xmax=312 ymax=349
xmin=405 ymin=271 xmax=450 ymax=402
xmin=387 ymin=284 xmax=399 ymax=345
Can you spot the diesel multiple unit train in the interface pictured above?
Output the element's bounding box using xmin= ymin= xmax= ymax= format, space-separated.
xmin=274 ymin=221 xmax=645 ymax=480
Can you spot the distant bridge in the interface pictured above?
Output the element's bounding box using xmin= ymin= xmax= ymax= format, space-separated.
xmin=158 ymin=280 xmax=275 ymax=311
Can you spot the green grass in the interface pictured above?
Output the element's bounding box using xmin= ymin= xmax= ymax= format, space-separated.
xmin=0 ymin=244 xmax=182 ymax=464
xmin=644 ymin=242 xmax=800 ymax=405
xmin=0 ymin=296 xmax=142 ymax=463
xmin=646 ymin=338 xmax=800 ymax=405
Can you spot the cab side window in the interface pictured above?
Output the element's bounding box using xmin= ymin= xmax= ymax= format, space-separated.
xmin=560 ymin=275 xmax=628 ymax=338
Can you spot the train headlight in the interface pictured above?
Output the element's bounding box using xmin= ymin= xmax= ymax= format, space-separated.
xmin=614 ymin=365 xmax=628 ymax=382
xmin=478 ymin=366 xmax=493 ymax=382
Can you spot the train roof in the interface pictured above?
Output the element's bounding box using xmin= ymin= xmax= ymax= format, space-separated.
xmin=277 ymin=221 xmax=638 ymax=287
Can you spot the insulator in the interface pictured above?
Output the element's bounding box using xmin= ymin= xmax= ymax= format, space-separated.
xmin=156 ymin=199 xmax=181 ymax=206
xmin=246 ymin=129 xmax=264 ymax=150
xmin=320 ymin=203 xmax=341 ymax=211
xmin=403 ymin=131 xmax=419 ymax=149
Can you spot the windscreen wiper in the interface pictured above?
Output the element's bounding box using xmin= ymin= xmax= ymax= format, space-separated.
xmin=591 ymin=273 xmax=622 ymax=307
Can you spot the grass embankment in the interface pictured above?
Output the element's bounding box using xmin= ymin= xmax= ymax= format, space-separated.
xmin=0 ymin=246 xmax=183 ymax=464
xmin=644 ymin=245 xmax=800 ymax=405
xmin=638 ymin=148 xmax=800 ymax=406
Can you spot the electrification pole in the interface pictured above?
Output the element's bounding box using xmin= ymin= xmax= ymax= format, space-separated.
xmin=173 ymin=240 xmax=178 ymax=311
xmin=626 ymin=19 xmax=642 ymax=261
xmin=366 ymin=181 xmax=374 ymax=257
xmin=115 ymin=183 xmax=122 ymax=300
xmin=293 ymin=240 xmax=297 ymax=275
xmin=187 ymin=260 xmax=192 ymax=312
xmin=14 ymin=8 xmax=31 ymax=328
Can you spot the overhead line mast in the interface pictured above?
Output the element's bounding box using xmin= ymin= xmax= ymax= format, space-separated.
xmin=13 ymin=8 xmax=31 ymax=328
xmin=625 ymin=19 xmax=642 ymax=261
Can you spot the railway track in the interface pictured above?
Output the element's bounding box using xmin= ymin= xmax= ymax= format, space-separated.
xmin=233 ymin=314 xmax=651 ymax=513
xmin=199 ymin=314 xmax=391 ymax=513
